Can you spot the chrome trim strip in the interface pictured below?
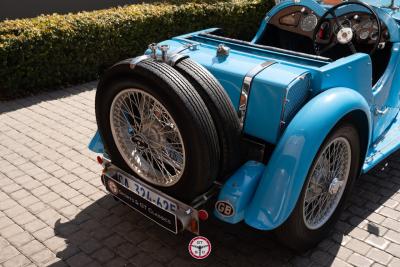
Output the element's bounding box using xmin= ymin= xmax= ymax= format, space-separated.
xmin=168 ymin=54 xmax=189 ymax=66
xmin=129 ymin=55 xmax=151 ymax=69
xmin=167 ymin=43 xmax=199 ymax=66
xmin=238 ymin=61 xmax=276 ymax=129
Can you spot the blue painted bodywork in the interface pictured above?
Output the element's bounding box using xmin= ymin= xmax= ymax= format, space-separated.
xmin=214 ymin=161 xmax=265 ymax=224
xmin=90 ymin=0 xmax=400 ymax=231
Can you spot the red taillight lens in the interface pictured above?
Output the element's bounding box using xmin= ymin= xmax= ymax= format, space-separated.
xmin=96 ymin=156 xmax=103 ymax=165
xmin=198 ymin=210 xmax=209 ymax=221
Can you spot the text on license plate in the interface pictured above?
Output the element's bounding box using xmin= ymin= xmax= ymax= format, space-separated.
xmin=114 ymin=173 xmax=177 ymax=213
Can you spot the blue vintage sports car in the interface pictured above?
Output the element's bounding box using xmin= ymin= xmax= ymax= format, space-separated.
xmin=89 ymin=0 xmax=400 ymax=250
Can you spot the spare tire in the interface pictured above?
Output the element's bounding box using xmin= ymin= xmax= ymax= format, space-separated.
xmin=174 ymin=58 xmax=242 ymax=179
xmin=95 ymin=59 xmax=220 ymax=202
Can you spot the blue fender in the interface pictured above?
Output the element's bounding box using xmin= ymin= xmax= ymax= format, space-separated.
xmin=244 ymin=88 xmax=372 ymax=230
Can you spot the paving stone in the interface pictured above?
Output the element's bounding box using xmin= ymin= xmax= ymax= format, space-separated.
xmin=379 ymin=207 xmax=400 ymax=220
xmin=329 ymin=245 xmax=353 ymax=261
xmin=346 ymin=238 xmax=373 ymax=255
xmin=23 ymin=219 xmax=47 ymax=232
xmin=12 ymin=212 xmax=36 ymax=226
xmin=129 ymin=252 xmax=154 ymax=266
xmin=365 ymin=234 xmax=390 ymax=249
xmin=104 ymin=257 xmax=129 ymax=267
xmin=27 ymin=201 xmax=48 ymax=214
xmin=389 ymin=258 xmax=400 ymax=267
xmin=44 ymin=236 xmax=67 ymax=252
xmin=79 ymin=238 xmax=102 ymax=254
xmin=0 ymin=216 xmax=14 ymax=230
xmin=0 ymin=224 xmax=25 ymax=239
xmin=66 ymin=252 xmax=94 ymax=267
xmin=348 ymin=253 xmax=374 ymax=267
xmin=331 ymin=257 xmax=353 ymax=267
xmin=2 ymin=183 xmax=22 ymax=194
xmin=4 ymin=205 xmax=27 ymax=218
xmin=7 ymin=231 xmax=34 ymax=247
xmin=387 ymin=243 xmax=400 ymax=258
xmin=349 ymin=227 xmax=370 ymax=241
xmin=32 ymin=227 xmax=55 ymax=242
xmin=0 ymin=198 xmax=18 ymax=210
xmin=367 ymin=248 xmax=393 ymax=265
xmin=386 ymin=230 xmax=400 ymax=244
xmin=19 ymin=240 xmax=45 ymax=256
xmin=2 ymin=254 xmax=31 ymax=267
xmin=103 ymin=234 xmax=126 ymax=249
xmin=49 ymin=198 xmax=71 ymax=210
xmin=31 ymin=186 xmax=51 ymax=196
xmin=382 ymin=217 xmax=400 ymax=231
xmin=30 ymin=249 xmax=56 ymax=265
xmin=0 ymin=246 xmax=19 ymax=263
xmin=91 ymin=247 xmax=115 ymax=263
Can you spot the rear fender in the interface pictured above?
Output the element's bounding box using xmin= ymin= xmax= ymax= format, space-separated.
xmin=244 ymin=88 xmax=371 ymax=230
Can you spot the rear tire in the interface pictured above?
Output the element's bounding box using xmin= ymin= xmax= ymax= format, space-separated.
xmin=275 ymin=123 xmax=360 ymax=251
xmin=174 ymin=58 xmax=242 ymax=179
xmin=96 ymin=59 xmax=220 ymax=202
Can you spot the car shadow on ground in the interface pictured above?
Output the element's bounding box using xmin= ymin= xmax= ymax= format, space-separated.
xmin=50 ymin=150 xmax=400 ymax=267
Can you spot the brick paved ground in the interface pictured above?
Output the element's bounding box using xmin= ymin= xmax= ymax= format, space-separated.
xmin=0 ymin=82 xmax=400 ymax=267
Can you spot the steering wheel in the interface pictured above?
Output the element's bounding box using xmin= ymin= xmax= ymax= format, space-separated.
xmin=312 ymin=1 xmax=382 ymax=56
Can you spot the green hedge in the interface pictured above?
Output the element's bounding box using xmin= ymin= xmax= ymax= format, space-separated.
xmin=0 ymin=0 xmax=273 ymax=98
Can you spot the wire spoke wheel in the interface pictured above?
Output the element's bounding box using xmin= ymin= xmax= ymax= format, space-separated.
xmin=110 ymin=88 xmax=186 ymax=187
xmin=303 ymin=137 xmax=351 ymax=230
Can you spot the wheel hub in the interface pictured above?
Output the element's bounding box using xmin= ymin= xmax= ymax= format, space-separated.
xmin=139 ymin=121 xmax=166 ymax=150
xmin=337 ymin=27 xmax=353 ymax=44
xmin=328 ymin=178 xmax=343 ymax=195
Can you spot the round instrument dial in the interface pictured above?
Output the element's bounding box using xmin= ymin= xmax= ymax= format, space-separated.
xmin=300 ymin=14 xmax=318 ymax=32
xmin=358 ymin=28 xmax=370 ymax=40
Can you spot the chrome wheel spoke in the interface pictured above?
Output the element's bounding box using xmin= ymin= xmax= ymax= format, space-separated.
xmin=303 ymin=137 xmax=351 ymax=229
xmin=110 ymin=88 xmax=186 ymax=187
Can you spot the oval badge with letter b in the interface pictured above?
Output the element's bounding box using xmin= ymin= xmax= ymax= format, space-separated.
xmin=215 ymin=201 xmax=234 ymax=217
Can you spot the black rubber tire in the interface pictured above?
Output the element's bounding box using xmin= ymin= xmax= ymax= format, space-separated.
xmin=275 ymin=123 xmax=361 ymax=252
xmin=174 ymin=58 xmax=242 ymax=179
xmin=95 ymin=59 xmax=220 ymax=202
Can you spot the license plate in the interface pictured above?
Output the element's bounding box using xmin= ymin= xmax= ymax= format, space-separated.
xmin=103 ymin=173 xmax=178 ymax=234
xmin=114 ymin=172 xmax=178 ymax=213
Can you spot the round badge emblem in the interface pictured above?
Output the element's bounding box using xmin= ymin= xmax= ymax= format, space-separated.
xmin=215 ymin=200 xmax=234 ymax=217
xmin=188 ymin=236 xmax=211 ymax=259
xmin=108 ymin=180 xmax=119 ymax=195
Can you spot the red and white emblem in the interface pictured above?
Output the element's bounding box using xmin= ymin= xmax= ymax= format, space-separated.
xmin=188 ymin=236 xmax=211 ymax=259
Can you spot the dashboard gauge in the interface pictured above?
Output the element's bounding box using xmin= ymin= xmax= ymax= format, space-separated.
xmin=370 ymin=31 xmax=379 ymax=41
xmin=279 ymin=12 xmax=301 ymax=26
xmin=300 ymin=14 xmax=318 ymax=32
xmin=358 ymin=28 xmax=370 ymax=40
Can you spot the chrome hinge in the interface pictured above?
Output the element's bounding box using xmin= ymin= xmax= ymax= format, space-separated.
xmin=375 ymin=106 xmax=389 ymax=116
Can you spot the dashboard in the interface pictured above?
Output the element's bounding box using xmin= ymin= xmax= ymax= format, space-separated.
xmin=268 ymin=5 xmax=390 ymax=43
